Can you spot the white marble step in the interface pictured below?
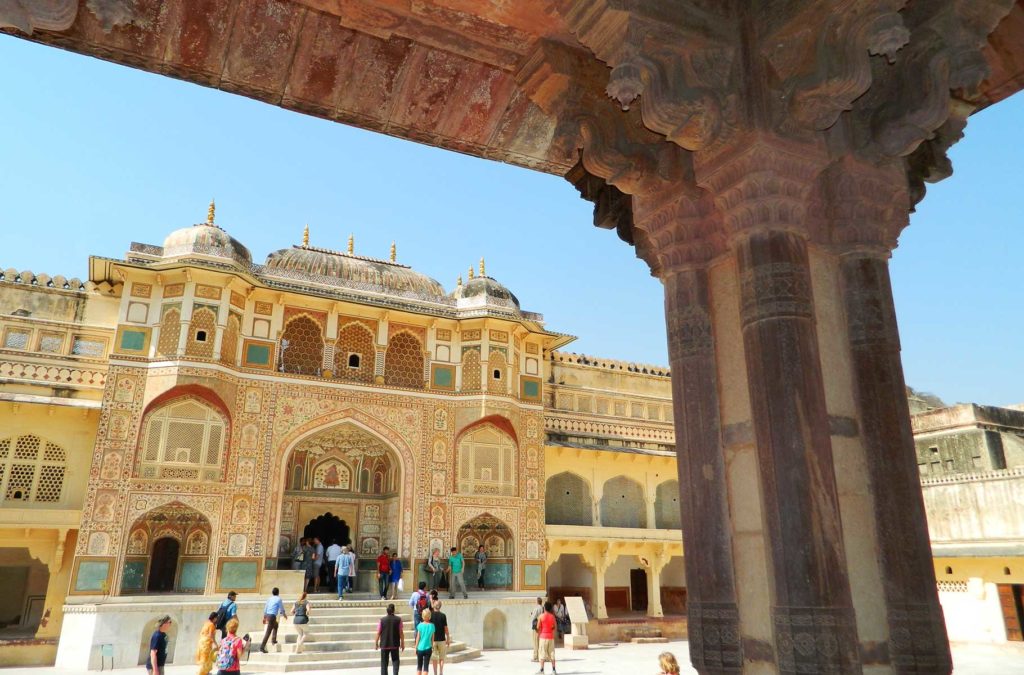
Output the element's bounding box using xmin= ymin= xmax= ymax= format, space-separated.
xmin=244 ymin=646 xmax=480 ymax=671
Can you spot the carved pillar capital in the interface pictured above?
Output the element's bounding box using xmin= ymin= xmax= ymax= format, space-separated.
xmin=813 ymin=157 xmax=910 ymax=253
xmin=694 ymin=134 xmax=828 ymax=243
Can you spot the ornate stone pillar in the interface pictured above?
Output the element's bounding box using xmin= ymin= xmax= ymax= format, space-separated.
xmin=644 ymin=546 xmax=667 ymax=618
xmin=662 ymin=263 xmax=742 ymax=672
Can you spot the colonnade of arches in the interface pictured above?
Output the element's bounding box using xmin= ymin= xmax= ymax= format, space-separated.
xmin=545 ymin=471 xmax=681 ymax=530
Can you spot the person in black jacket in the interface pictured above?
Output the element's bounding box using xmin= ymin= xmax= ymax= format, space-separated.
xmin=375 ymin=603 xmax=406 ymax=675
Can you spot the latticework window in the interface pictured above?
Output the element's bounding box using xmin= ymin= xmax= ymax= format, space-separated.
xmin=185 ymin=306 xmax=217 ymax=358
xmin=139 ymin=398 xmax=226 ymax=481
xmin=156 ymin=307 xmax=181 ymax=357
xmin=456 ymin=424 xmax=515 ymax=496
xmin=487 ymin=350 xmax=507 ymax=394
xmin=0 ymin=435 xmax=67 ymax=503
xmin=461 ymin=348 xmax=481 ymax=392
xmin=384 ymin=332 xmax=424 ymax=389
xmin=334 ymin=323 xmax=375 ymax=383
xmin=280 ymin=316 xmax=324 ymax=376
xmin=220 ymin=313 xmax=241 ymax=366
xmin=3 ymin=329 xmax=30 ymax=349
xmin=38 ymin=332 xmax=64 ymax=353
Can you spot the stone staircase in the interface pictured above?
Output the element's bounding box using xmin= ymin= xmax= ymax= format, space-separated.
xmin=244 ymin=597 xmax=481 ymax=672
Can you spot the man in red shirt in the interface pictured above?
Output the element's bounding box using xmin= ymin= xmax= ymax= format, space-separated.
xmin=377 ymin=546 xmax=392 ymax=600
xmin=536 ymin=601 xmax=558 ymax=675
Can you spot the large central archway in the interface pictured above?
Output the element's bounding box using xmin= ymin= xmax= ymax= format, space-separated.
xmin=275 ymin=421 xmax=405 ymax=572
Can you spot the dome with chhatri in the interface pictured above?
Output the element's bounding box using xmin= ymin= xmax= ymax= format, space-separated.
xmin=450 ymin=258 xmax=520 ymax=309
xmin=161 ymin=200 xmax=252 ymax=266
xmin=263 ymin=231 xmax=447 ymax=300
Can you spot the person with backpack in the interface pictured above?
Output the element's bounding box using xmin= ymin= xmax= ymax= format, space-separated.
xmin=215 ymin=591 xmax=238 ymax=640
xmin=425 ymin=549 xmax=443 ymax=592
xmin=291 ymin=592 xmax=311 ymax=654
xmin=214 ymin=618 xmax=249 ymax=675
xmin=374 ymin=603 xmax=405 ymax=675
xmin=377 ymin=546 xmax=392 ymax=600
xmin=408 ymin=581 xmax=430 ymax=628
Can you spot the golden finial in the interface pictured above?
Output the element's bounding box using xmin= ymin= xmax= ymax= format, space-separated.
xmin=468 ymin=266 xmax=475 ymax=280
xmin=479 ymin=257 xmax=486 ymax=277
xmin=347 ymin=233 xmax=354 ymax=255
xmin=302 ymin=224 xmax=310 ymax=247
xmin=206 ymin=199 xmax=216 ymax=225
xmin=457 ymin=275 xmax=463 ymax=287
xmin=390 ymin=241 xmax=397 ymax=263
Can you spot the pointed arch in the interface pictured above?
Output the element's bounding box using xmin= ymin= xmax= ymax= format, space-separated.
xmin=455 ymin=422 xmax=517 ymax=496
xmin=334 ymin=321 xmax=375 ymax=383
xmin=545 ymin=472 xmax=593 ymax=526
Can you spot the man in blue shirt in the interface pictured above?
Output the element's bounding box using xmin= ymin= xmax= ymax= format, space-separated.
xmin=336 ymin=545 xmax=353 ymax=599
xmin=215 ymin=591 xmax=237 ymax=640
xmin=259 ymin=587 xmax=287 ymax=653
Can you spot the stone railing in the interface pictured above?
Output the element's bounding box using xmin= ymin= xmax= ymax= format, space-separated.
xmin=920 ymin=465 xmax=1024 ymax=487
xmin=544 ymin=413 xmax=675 ymax=443
xmin=0 ymin=359 xmax=107 ymax=388
xmin=0 ymin=267 xmax=120 ymax=295
xmin=551 ymin=351 xmax=671 ymax=377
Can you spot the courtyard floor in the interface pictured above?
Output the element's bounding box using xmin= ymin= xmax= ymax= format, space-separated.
xmin=4 ymin=641 xmax=1024 ymax=675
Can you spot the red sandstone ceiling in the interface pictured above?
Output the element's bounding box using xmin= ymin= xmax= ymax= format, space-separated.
xmin=3 ymin=0 xmax=1024 ymax=175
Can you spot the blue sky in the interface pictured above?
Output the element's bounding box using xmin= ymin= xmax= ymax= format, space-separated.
xmin=1 ymin=37 xmax=1021 ymax=406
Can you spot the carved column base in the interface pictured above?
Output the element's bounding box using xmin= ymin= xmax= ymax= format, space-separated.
xmin=772 ymin=606 xmax=860 ymax=674
xmin=688 ymin=601 xmax=743 ymax=673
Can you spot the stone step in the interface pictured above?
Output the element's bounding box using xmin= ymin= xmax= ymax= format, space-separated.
xmin=630 ymin=637 xmax=669 ymax=644
xmin=281 ymin=629 xmax=419 ymax=642
xmin=244 ymin=647 xmax=481 ymax=671
xmin=254 ymin=641 xmax=472 ymax=660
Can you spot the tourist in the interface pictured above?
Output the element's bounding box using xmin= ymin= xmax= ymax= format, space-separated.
xmin=290 ymin=538 xmax=304 ymax=571
xmin=301 ymin=539 xmax=315 ymax=592
xmin=291 ymin=592 xmax=310 ymax=654
xmin=375 ymin=603 xmax=405 ymax=675
xmin=447 ymin=547 xmax=467 ymax=600
xmin=336 ymin=545 xmax=353 ymax=599
xmin=196 ymin=611 xmax=218 ymax=675
xmin=430 ymin=600 xmax=451 ymax=675
xmin=415 ymin=608 xmax=435 ymax=675
xmin=536 ymin=601 xmax=557 ymax=675
xmin=388 ymin=552 xmax=403 ymax=600
xmin=553 ymin=598 xmax=569 ymax=639
xmin=529 ymin=597 xmax=543 ymax=663
xmin=426 ymin=548 xmax=443 ymax=591
xmin=474 ymin=546 xmax=487 ymax=590
xmin=215 ymin=591 xmax=238 ymax=640
xmin=348 ymin=546 xmax=358 ymax=593
xmin=326 ymin=539 xmax=342 ymax=580
xmin=311 ymin=537 xmax=324 ymax=592
xmin=657 ymin=651 xmax=681 ymax=675
xmin=146 ymin=615 xmax=172 ymax=675
xmin=377 ymin=546 xmax=392 ymax=599
xmin=259 ymin=586 xmax=287 ymax=653
xmin=214 ymin=618 xmax=249 ymax=675
xmin=409 ymin=581 xmax=430 ymax=628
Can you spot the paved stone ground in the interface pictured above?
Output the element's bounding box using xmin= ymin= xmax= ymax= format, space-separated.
xmin=5 ymin=640 xmax=1024 ymax=674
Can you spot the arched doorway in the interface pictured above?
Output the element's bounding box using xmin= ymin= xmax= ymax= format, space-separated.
xmin=456 ymin=513 xmax=514 ymax=590
xmin=278 ymin=422 xmax=403 ymax=569
xmin=123 ymin=502 xmax=211 ymax=594
xmin=302 ymin=512 xmax=350 ymax=547
xmin=147 ymin=538 xmax=180 ymax=592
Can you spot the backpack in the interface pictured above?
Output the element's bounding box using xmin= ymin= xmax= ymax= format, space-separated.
xmin=416 ymin=592 xmax=429 ymax=614
xmin=214 ymin=602 xmax=231 ymax=630
xmin=215 ymin=636 xmax=239 ymax=670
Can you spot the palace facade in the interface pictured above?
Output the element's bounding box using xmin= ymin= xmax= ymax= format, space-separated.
xmin=0 ymin=207 xmax=683 ymax=666
xmin=2 ymin=207 xmax=1021 ymax=667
